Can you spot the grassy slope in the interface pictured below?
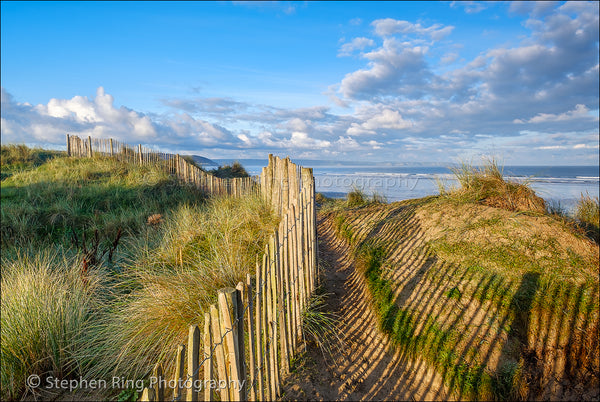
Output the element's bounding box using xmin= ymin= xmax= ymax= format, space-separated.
xmin=1 ymin=150 xmax=276 ymax=400
xmin=324 ymin=196 xmax=599 ymax=400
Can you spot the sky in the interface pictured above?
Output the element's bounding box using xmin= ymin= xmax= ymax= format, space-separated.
xmin=1 ymin=1 xmax=599 ymax=165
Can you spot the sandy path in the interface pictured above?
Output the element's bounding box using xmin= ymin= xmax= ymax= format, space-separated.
xmin=280 ymin=214 xmax=453 ymax=401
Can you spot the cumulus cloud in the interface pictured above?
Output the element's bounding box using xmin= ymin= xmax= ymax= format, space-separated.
xmin=256 ymin=130 xmax=331 ymax=150
xmin=347 ymin=109 xmax=412 ymax=136
xmin=372 ymin=18 xmax=454 ymax=40
xmin=514 ymin=104 xmax=598 ymax=124
xmin=339 ymin=38 xmax=432 ymax=99
xmin=334 ymin=0 xmax=599 ymax=154
xmin=338 ymin=37 xmax=376 ymax=56
xmin=0 ymin=87 xmax=241 ymax=150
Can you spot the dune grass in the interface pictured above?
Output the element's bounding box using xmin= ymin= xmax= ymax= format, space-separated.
xmin=81 ymin=194 xmax=278 ymax=384
xmin=1 ymin=155 xmax=205 ymax=251
xmin=1 ymin=148 xmax=276 ymax=400
xmin=575 ymin=192 xmax=600 ymax=243
xmin=439 ymin=158 xmax=546 ymax=214
xmin=0 ymin=144 xmax=65 ymax=180
xmin=0 ymin=250 xmax=109 ymax=400
xmin=316 ymin=187 xmax=387 ymax=215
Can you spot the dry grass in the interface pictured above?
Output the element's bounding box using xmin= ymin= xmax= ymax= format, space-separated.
xmin=575 ymin=192 xmax=600 ymax=243
xmin=1 ymin=151 xmax=273 ymax=400
xmin=441 ymin=158 xmax=546 ymax=214
xmin=0 ymin=250 xmax=109 ymax=401
xmin=80 ymin=194 xmax=278 ymax=387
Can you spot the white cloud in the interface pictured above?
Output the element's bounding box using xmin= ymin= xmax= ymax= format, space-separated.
xmin=362 ymin=109 xmax=412 ymax=130
xmin=348 ymin=109 xmax=412 ymax=136
xmin=450 ymin=1 xmax=490 ymax=14
xmin=514 ymin=104 xmax=598 ymax=124
xmin=338 ymin=37 xmax=376 ymax=56
xmin=334 ymin=136 xmax=362 ymax=151
xmin=0 ymin=87 xmax=240 ymax=149
xmin=332 ymin=0 xmax=599 ymax=158
xmin=289 ymin=131 xmax=331 ymax=149
xmin=255 ymin=130 xmax=331 ymax=150
xmin=372 ymin=18 xmax=454 ymax=40
xmin=339 ymin=38 xmax=431 ymax=99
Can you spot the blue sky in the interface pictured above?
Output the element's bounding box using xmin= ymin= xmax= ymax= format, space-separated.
xmin=1 ymin=1 xmax=598 ymax=164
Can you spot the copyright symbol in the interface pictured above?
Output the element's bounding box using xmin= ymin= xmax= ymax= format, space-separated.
xmin=26 ymin=374 xmax=41 ymax=389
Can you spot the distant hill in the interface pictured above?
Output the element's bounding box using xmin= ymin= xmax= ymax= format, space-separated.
xmin=189 ymin=155 xmax=219 ymax=167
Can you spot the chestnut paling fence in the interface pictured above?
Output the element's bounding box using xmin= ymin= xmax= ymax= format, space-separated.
xmin=66 ymin=135 xmax=318 ymax=401
xmin=66 ymin=134 xmax=257 ymax=197
xmin=139 ymin=156 xmax=318 ymax=402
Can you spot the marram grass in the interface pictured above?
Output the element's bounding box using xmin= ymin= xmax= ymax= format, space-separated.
xmin=440 ymin=158 xmax=546 ymax=214
xmin=0 ymin=250 xmax=109 ymax=401
xmin=80 ymin=194 xmax=279 ymax=386
xmin=1 ymin=150 xmax=276 ymax=400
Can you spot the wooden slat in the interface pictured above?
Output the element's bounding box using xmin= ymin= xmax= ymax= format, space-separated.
xmin=219 ymin=287 xmax=242 ymax=401
xmin=204 ymin=313 xmax=214 ymax=402
xmin=187 ymin=325 xmax=200 ymax=402
xmin=210 ymin=304 xmax=229 ymax=402
xmin=173 ymin=344 xmax=185 ymax=401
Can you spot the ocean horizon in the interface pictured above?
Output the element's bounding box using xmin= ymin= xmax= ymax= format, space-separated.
xmin=214 ymin=159 xmax=599 ymax=213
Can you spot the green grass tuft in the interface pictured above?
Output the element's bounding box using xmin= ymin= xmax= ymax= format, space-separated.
xmin=575 ymin=192 xmax=600 ymax=243
xmin=441 ymin=158 xmax=546 ymax=214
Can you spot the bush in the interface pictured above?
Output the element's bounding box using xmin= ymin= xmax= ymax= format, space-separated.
xmin=209 ymin=161 xmax=249 ymax=178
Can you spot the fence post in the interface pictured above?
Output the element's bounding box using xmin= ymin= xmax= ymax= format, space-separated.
xmin=66 ymin=134 xmax=71 ymax=156
xmin=279 ymin=216 xmax=292 ymax=368
xmin=152 ymin=363 xmax=164 ymax=402
xmin=218 ymin=287 xmax=243 ymax=401
xmin=140 ymin=387 xmax=155 ymax=401
xmin=203 ymin=313 xmax=214 ymax=402
xmin=236 ymin=282 xmax=248 ymax=399
xmin=262 ymin=249 xmax=272 ymax=401
xmin=187 ymin=325 xmax=200 ymax=401
xmin=255 ymin=258 xmax=265 ymax=401
xmin=87 ymin=136 xmax=93 ymax=158
xmin=269 ymin=235 xmax=280 ymax=397
xmin=173 ymin=344 xmax=185 ymax=401
xmin=211 ymin=304 xmax=229 ymax=401
xmin=245 ymin=274 xmax=257 ymax=401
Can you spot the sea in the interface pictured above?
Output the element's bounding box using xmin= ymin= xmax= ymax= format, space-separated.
xmin=213 ymin=159 xmax=599 ymax=214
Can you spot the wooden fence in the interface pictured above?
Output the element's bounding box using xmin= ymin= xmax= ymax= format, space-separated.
xmin=66 ymin=134 xmax=257 ymax=197
xmin=137 ymin=154 xmax=317 ymax=401
xmin=67 ymin=135 xmax=317 ymax=401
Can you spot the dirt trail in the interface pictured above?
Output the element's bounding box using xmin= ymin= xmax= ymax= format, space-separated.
xmin=281 ymin=214 xmax=453 ymax=401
